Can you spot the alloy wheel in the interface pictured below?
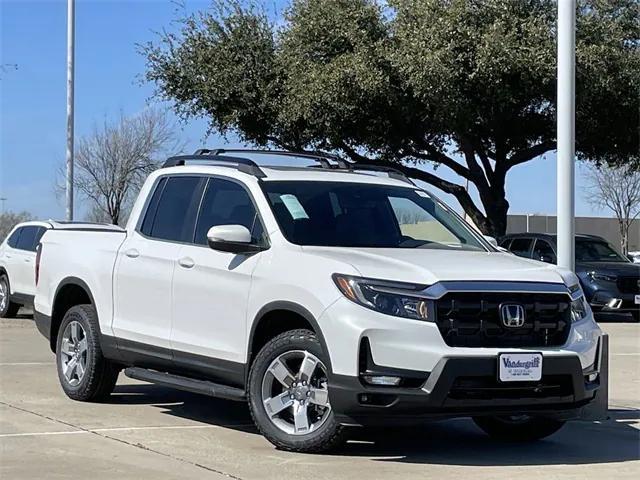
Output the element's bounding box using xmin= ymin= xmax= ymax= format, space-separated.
xmin=59 ymin=320 xmax=88 ymax=386
xmin=0 ymin=279 xmax=7 ymax=312
xmin=261 ymin=350 xmax=331 ymax=435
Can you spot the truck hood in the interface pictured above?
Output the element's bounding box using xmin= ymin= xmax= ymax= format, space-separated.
xmin=301 ymin=247 xmax=575 ymax=286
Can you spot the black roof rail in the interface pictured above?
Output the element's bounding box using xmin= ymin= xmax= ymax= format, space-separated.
xmin=162 ymin=148 xmax=414 ymax=184
xmin=346 ymin=163 xmax=415 ymax=185
xmin=200 ymin=148 xmax=351 ymax=169
xmin=162 ymin=154 xmax=266 ymax=178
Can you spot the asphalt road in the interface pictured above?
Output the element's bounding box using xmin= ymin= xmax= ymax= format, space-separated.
xmin=0 ymin=314 xmax=638 ymax=479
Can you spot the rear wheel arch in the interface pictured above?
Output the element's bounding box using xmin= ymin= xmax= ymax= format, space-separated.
xmin=248 ymin=302 xmax=332 ymax=375
xmin=50 ymin=277 xmax=96 ymax=352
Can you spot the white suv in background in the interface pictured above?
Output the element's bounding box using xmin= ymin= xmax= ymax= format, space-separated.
xmin=34 ymin=150 xmax=607 ymax=453
xmin=0 ymin=221 xmax=50 ymax=317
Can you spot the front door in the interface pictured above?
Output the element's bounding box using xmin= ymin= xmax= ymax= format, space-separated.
xmin=171 ymin=177 xmax=267 ymax=384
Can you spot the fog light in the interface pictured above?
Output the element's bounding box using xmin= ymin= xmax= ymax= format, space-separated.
xmin=587 ymin=372 xmax=599 ymax=382
xmin=362 ymin=375 xmax=401 ymax=386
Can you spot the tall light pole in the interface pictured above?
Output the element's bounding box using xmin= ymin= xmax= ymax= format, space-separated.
xmin=65 ymin=0 xmax=75 ymax=221
xmin=557 ymin=0 xmax=576 ymax=271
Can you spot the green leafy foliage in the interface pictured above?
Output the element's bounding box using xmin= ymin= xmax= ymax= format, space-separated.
xmin=141 ymin=0 xmax=639 ymax=235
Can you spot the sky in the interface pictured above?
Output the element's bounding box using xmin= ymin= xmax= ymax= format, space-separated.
xmin=0 ymin=0 xmax=609 ymax=221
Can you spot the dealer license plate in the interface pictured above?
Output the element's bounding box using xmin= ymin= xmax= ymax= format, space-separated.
xmin=498 ymin=353 xmax=543 ymax=382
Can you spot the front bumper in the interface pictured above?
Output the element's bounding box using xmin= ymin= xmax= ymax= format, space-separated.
xmin=319 ymin=295 xmax=606 ymax=426
xmin=329 ymin=336 xmax=608 ymax=426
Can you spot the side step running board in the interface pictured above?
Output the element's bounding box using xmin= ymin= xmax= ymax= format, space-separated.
xmin=124 ymin=367 xmax=246 ymax=402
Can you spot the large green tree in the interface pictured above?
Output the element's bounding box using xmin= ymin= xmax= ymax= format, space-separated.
xmin=142 ymin=0 xmax=639 ymax=236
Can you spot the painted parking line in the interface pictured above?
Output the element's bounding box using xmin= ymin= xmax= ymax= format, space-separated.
xmin=0 ymin=423 xmax=255 ymax=439
xmin=611 ymin=353 xmax=640 ymax=356
xmin=0 ymin=362 xmax=54 ymax=366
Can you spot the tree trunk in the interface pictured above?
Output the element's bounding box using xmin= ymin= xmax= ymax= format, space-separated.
xmin=620 ymin=221 xmax=629 ymax=254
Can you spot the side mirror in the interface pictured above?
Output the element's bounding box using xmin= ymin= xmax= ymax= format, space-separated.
xmin=484 ymin=235 xmax=498 ymax=247
xmin=206 ymin=225 xmax=266 ymax=254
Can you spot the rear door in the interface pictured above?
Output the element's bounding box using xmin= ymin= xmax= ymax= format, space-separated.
xmin=171 ymin=177 xmax=267 ymax=381
xmin=12 ymin=226 xmax=43 ymax=296
xmin=112 ymin=175 xmax=206 ymax=357
xmin=2 ymin=227 xmax=24 ymax=294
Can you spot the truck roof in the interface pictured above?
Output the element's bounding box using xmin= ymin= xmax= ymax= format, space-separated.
xmin=157 ymin=149 xmax=418 ymax=189
xmin=157 ymin=164 xmax=417 ymax=188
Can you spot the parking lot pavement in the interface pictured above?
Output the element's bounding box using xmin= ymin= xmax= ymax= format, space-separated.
xmin=1 ymin=316 xmax=638 ymax=480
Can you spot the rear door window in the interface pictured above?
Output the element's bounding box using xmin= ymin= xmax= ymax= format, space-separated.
xmin=141 ymin=176 xmax=206 ymax=243
xmin=509 ymin=238 xmax=533 ymax=258
xmin=15 ymin=226 xmax=39 ymax=252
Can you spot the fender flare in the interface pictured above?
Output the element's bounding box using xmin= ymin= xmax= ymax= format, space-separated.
xmin=248 ymin=301 xmax=332 ymax=372
xmin=53 ymin=276 xmax=97 ymax=308
xmin=49 ymin=277 xmax=97 ymax=350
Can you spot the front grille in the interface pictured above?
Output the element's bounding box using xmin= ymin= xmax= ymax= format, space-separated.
xmin=448 ymin=375 xmax=574 ymax=400
xmin=434 ymin=292 xmax=571 ymax=347
xmin=617 ymin=276 xmax=640 ymax=294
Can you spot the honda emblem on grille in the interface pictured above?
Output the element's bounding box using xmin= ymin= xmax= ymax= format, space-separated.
xmin=500 ymin=304 xmax=526 ymax=328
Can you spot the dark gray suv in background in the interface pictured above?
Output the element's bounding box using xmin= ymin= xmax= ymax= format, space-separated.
xmin=500 ymin=233 xmax=639 ymax=321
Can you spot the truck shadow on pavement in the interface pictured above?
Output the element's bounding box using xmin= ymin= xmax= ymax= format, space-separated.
xmin=110 ymin=383 xmax=640 ymax=466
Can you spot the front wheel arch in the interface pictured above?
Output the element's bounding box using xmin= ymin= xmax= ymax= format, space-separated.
xmin=248 ymin=302 xmax=332 ymax=374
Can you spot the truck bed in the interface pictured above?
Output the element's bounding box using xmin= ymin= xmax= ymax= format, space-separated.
xmin=35 ymin=223 xmax=127 ymax=339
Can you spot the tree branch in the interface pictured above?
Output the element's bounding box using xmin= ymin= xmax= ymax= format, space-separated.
xmin=506 ymin=140 xmax=555 ymax=169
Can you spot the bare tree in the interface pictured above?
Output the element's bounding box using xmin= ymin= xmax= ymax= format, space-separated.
xmin=67 ymin=109 xmax=183 ymax=225
xmin=0 ymin=211 xmax=33 ymax=241
xmin=584 ymin=164 xmax=640 ymax=254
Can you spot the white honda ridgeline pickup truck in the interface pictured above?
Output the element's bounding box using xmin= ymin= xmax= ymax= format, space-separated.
xmin=34 ymin=149 xmax=608 ymax=452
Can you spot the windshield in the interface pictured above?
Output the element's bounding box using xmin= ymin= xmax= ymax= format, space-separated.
xmin=576 ymin=239 xmax=628 ymax=263
xmin=261 ymin=181 xmax=487 ymax=250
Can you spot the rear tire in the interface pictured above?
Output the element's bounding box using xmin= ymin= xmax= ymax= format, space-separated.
xmin=473 ymin=415 xmax=565 ymax=442
xmin=248 ymin=329 xmax=345 ymax=453
xmin=55 ymin=304 xmax=119 ymax=402
xmin=0 ymin=274 xmax=20 ymax=318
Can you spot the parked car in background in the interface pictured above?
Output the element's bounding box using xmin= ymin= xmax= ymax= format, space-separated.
xmin=500 ymin=233 xmax=640 ymax=321
xmin=0 ymin=221 xmax=51 ymax=317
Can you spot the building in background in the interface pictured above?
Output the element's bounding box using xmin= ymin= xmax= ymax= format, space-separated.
xmin=507 ymin=215 xmax=640 ymax=253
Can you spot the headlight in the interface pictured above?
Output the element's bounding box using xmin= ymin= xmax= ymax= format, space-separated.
xmin=570 ymin=295 xmax=589 ymax=322
xmin=588 ymin=271 xmax=617 ymax=282
xmin=332 ymin=274 xmax=430 ymax=321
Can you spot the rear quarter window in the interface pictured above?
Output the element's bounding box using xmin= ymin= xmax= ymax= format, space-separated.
xmin=6 ymin=228 xmax=22 ymax=248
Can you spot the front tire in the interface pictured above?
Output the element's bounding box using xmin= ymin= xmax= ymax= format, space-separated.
xmin=0 ymin=274 xmax=21 ymax=318
xmin=473 ymin=415 xmax=566 ymax=442
xmin=56 ymin=304 xmax=119 ymax=401
xmin=248 ymin=329 xmax=345 ymax=453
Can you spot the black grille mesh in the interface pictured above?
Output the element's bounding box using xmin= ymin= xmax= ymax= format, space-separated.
xmin=434 ymin=292 xmax=571 ymax=348
xmin=617 ymin=276 xmax=640 ymax=294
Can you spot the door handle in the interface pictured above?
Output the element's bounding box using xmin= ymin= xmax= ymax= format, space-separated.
xmin=178 ymin=257 xmax=195 ymax=269
xmin=24 ymin=258 xmax=31 ymax=262
xmin=125 ymin=249 xmax=140 ymax=259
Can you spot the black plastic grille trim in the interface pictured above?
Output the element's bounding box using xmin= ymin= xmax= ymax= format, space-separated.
xmin=434 ymin=292 xmax=571 ymax=348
